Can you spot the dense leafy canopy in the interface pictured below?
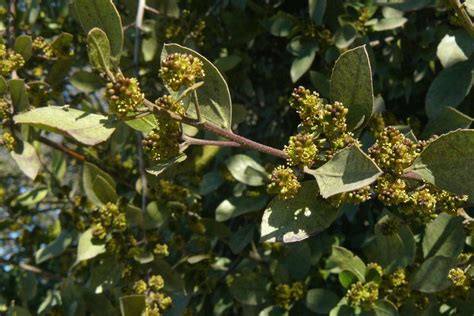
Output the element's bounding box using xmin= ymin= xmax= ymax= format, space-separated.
xmin=0 ymin=0 xmax=473 ymax=315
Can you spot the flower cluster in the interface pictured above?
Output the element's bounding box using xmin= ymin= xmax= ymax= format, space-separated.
xmin=159 ymin=53 xmax=205 ymax=91
xmin=155 ymin=95 xmax=185 ymax=116
xmin=133 ymin=275 xmax=172 ymax=316
xmin=346 ymin=281 xmax=379 ymax=309
xmin=284 ymin=132 xmax=318 ymax=167
xmin=267 ymin=166 xmax=301 ymax=200
xmin=448 ymin=268 xmax=468 ymax=288
xmin=269 ymin=86 xmax=356 ymax=200
xmin=0 ymin=44 xmax=25 ymax=76
xmin=105 ymin=73 xmax=144 ymax=117
xmin=346 ymin=186 xmax=372 ymax=204
xmin=382 ymin=268 xmax=411 ymax=307
xmin=0 ymin=97 xmax=10 ymax=119
xmin=91 ymin=202 xmax=127 ymax=240
xmin=143 ymin=116 xmax=181 ymax=162
xmin=153 ymin=243 xmax=169 ymax=257
xmin=289 ymin=86 xmax=325 ymax=127
xmin=274 ymin=282 xmax=305 ymax=310
xmin=368 ymin=127 xmax=421 ymax=175
xmin=1 ymin=132 xmax=15 ymax=152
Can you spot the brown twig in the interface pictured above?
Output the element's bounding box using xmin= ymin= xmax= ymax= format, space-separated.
xmin=144 ymin=99 xmax=288 ymax=160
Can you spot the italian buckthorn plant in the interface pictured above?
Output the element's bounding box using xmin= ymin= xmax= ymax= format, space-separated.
xmin=1 ymin=0 xmax=474 ymax=315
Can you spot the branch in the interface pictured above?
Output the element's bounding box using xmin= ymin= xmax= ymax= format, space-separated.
xmin=134 ymin=0 xmax=148 ymax=214
xmin=143 ymin=99 xmax=288 ymax=160
xmin=450 ymin=0 xmax=474 ymax=37
xmin=182 ymin=135 xmax=242 ymax=148
xmin=0 ymin=258 xmax=62 ymax=281
xmin=37 ymin=136 xmax=86 ymax=161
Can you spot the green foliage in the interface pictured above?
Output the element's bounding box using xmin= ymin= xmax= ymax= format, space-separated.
xmin=1 ymin=0 xmax=473 ymax=315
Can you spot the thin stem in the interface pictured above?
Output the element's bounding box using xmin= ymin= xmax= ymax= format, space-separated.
xmin=182 ymin=135 xmax=241 ymax=148
xmin=192 ymin=90 xmax=202 ymax=122
xmin=37 ymin=136 xmax=86 ymax=161
xmin=144 ymin=99 xmax=288 ymax=160
xmin=401 ymin=171 xmax=423 ymax=181
xmin=134 ymin=0 xmax=148 ymax=213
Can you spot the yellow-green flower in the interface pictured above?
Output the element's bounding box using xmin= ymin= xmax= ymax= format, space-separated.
xmin=160 ymin=53 xmax=205 ymax=91
xmin=267 ymin=166 xmax=301 ymax=200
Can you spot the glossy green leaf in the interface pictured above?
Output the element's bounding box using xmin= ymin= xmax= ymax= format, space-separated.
xmin=9 ymin=79 xmax=29 ymax=112
xmin=83 ymin=162 xmax=116 ymax=205
xmin=161 ymin=43 xmax=233 ymax=130
xmin=309 ymin=0 xmax=327 ymax=25
xmin=374 ymin=0 xmax=434 ymax=11
xmin=410 ymin=256 xmax=458 ymax=293
xmin=437 ymin=30 xmax=474 ymax=68
xmin=73 ymin=0 xmax=123 ymax=58
xmin=407 ymin=129 xmax=474 ymax=199
xmin=15 ymin=188 xmax=48 ymax=206
xmin=373 ymin=300 xmax=399 ymax=316
xmin=425 ymin=60 xmax=474 ymax=119
xmin=338 ymin=270 xmax=358 ymax=288
xmin=74 ymin=228 xmax=106 ymax=265
xmin=306 ymin=288 xmax=339 ymax=314
xmin=70 ymin=71 xmax=104 ymax=93
xmin=18 ymin=271 xmax=38 ymax=303
xmin=331 ymin=45 xmax=374 ymax=130
xmin=229 ymin=273 xmax=269 ymax=305
xmin=334 ymin=24 xmax=357 ymax=49
xmin=0 ymin=76 xmax=7 ymax=94
xmin=225 ymin=154 xmax=268 ymax=186
xmin=421 ymin=106 xmax=472 ymax=138
xmin=373 ymin=17 xmax=407 ymax=31
xmin=14 ymin=35 xmax=33 ymax=61
xmin=267 ymin=12 xmax=294 ymax=37
xmin=310 ymin=70 xmax=330 ymax=98
xmin=261 ymin=181 xmax=340 ymax=243
xmin=214 ymin=55 xmax=242 ymax=72
xmin=124 ymin=114 xmax=157 ymax=133
xmin=36 ymin=231 xmax=75 ymax=264
xmin=11 ymin=141 xmax=41 ymax=180
xmin=119 ymin=295 xmax=146 ymax=316
xmin=216 ymin=195 xmax=268 ymax=222
xmin=87 ymin=28 xmax=112 ymax=73
xmin=326 ymin=246 xmax=366 ymax=281
xmin=365 ymin=214 xmax=416 ymax=273
xmin=308 ymin=146 xmax=382 ymax=198
xmin=422 ymin=213 xmax=465 ymax=258
xmin=291 ymin=44 xmax=318 ymax=82
xmin=146 ymin=153 xmax=187 ymax=176
xmin=92 ymin=174 xmax=118 ymax=204
xmin=229 ymin=223 xmax=255 ymax=254
xmin=14 ymin=106 xmax=116 ymax=146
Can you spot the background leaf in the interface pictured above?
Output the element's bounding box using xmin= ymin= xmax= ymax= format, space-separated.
xmin=225 ymin=154 xmax=268 ymax=186
xmin=83 ymin=162 xmax=116 ymax=205
xmin=74 ymin=228 xmax=106 ymax=265
xmin=330 ymin=46 xmax=374 ymax=130
xmin=11 ymin=141 xmax=41 ymax=180
xmin=306 ymin=288 xmax=339 ymax=314
xmin=261 ymin=181 xmax=340 ymax=243
xmin=14 ymin=106 xmax=116 ymax=146
xmin=87 ymin=28 xmax=112 ymax=73
xmin=410 ymin=256 xmax=458 ymax=293
xmin=425 ymin=60 xmax=474 ymax=119
xmin=73 ymin=0 xmax=123 ymax=58
xmin=422 ymin=213 xmax=465 ymax=258
xmin=161 ymin=43 xmax=233 ymax=130
xmin=36 ymin=231 xmax=75 ymax=264
xmin=407 ymin=129 xmax=474 ymax=200
xmin=308 ymin=146 xmax=382 ymax=198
